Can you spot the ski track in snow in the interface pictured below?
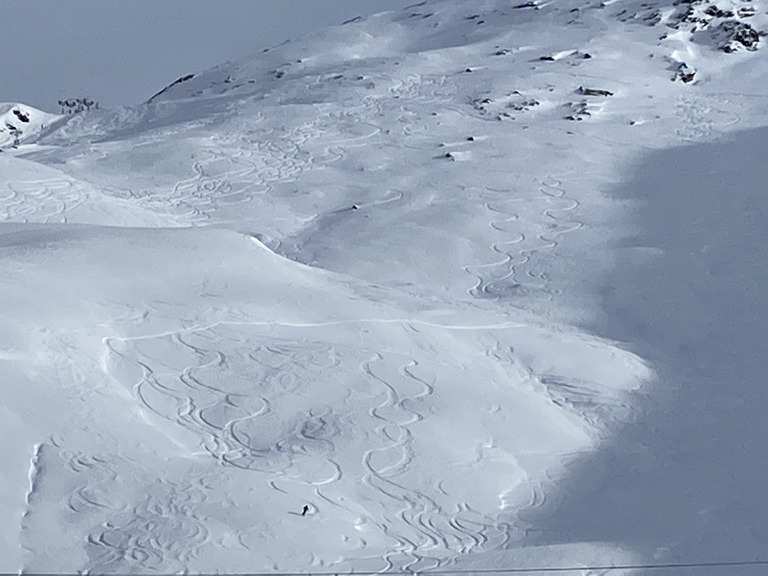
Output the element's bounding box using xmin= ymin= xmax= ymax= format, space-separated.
xmin=358 ymin=353 xmax=494 ymax=571
xmin=675 ymin=93 xmax=743 ymax=143
xmin=89 ymin=315 xmax=641 ymax=570
xmin=84 ymin=476 xmax=211 ymax=572
xmin=150 ymin=97 xmax=388 ymax=226
xmin=1 ymin=177 xmax=87 ymax=224
xmin=465 ymin=177 xmax=584 ymax=301
xmin=102 ymin=323 xmax=488 ymax=568
xmin=154 ymin=127 xmax=313 ymax=225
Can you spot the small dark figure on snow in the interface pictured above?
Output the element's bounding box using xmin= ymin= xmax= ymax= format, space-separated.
xmin=301 ymin=505 xmax=309 ymax=516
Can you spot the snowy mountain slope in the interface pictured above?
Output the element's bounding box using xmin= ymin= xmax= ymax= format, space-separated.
xmin=0 ymin=103 xmax=61 ymax=150
xmin=2 ymin=0 xmax=768 ymax=573
xmin=24 ymin=0 xmax=768 ymax=310
xmin=1 ymin=220 xmax=648 ymax=573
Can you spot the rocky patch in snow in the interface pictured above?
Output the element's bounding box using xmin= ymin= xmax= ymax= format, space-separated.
xmin=0 ymin=104 xmax=62 ymax=151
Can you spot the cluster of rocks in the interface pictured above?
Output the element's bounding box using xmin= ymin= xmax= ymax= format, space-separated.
xmin=12 ymin=109 xmax=30 ymax=123
xmin=711 ymin=19 xmax=763 ymax=51
xmin=563 ymin=87 xmax=614 ymax=120
xmin=615 ymin=4 xmax=663 ymax=26
xmin=563 ymin=100 xmax=591 ymax=121
xmin=576 ymin=86 xmax=613 ymax=97
xmin=670 ymin=60 xmax=697 ymax=83
xmin=610 ymin=0 xmax=766 ymax=83
xmin=667 ymin=0 xmax=764 ymax=53
xmin=608 ymin=0 xmax=763 ymax=76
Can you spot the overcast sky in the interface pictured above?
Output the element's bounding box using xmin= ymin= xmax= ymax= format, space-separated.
xmin=0 ymin=1 xmax=415 ymax=112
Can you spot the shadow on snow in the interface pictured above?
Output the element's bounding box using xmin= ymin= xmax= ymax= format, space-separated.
xmin=522 ymin=127 xmax=768 ymax=574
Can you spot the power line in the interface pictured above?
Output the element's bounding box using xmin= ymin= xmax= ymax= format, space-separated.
xmin=408 ymin=558 xmax=768 ymax=573
xmin=12 ymin=559 xmax=768 ymax=576
xmin=424 ymin=559 xmax=768 ymax=573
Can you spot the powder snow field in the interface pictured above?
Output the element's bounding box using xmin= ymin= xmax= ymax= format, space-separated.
xmin=2 ymin=0 xmax=768 ymax=573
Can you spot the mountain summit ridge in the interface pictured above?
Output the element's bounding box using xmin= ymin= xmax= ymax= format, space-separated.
xmin=2 ymin=0 xmax=768 ymax=572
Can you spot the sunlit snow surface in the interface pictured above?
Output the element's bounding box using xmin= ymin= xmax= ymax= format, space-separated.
xmin=2 ymin=0 xmax=768 ymax=573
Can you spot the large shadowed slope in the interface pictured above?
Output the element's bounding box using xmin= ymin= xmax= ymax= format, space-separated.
xmin=525 ymin=127 xmax=768 ymax=572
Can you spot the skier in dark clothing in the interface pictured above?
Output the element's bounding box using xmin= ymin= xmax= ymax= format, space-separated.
xmin=301 ymin=505 xmax=309 ymax=516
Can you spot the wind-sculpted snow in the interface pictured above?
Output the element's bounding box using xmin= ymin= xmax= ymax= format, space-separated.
xmin=3 ymin=0 xmax=768 ymax=572
xmin=0 ymin=223 xmax=648 ymax=573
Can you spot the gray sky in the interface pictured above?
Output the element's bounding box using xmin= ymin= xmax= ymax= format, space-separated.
xmin=0 ymin=1 xmax=415 ymax=112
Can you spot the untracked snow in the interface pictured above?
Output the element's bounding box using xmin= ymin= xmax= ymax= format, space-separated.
xmin=1 ymin=0 xmax=768 ymax=573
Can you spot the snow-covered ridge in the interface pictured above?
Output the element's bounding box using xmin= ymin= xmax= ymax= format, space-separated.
xmin=142 ymin=0 xmax=765 ymax=106
xmin=41 ymin=0 xmax=763 ymax=151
